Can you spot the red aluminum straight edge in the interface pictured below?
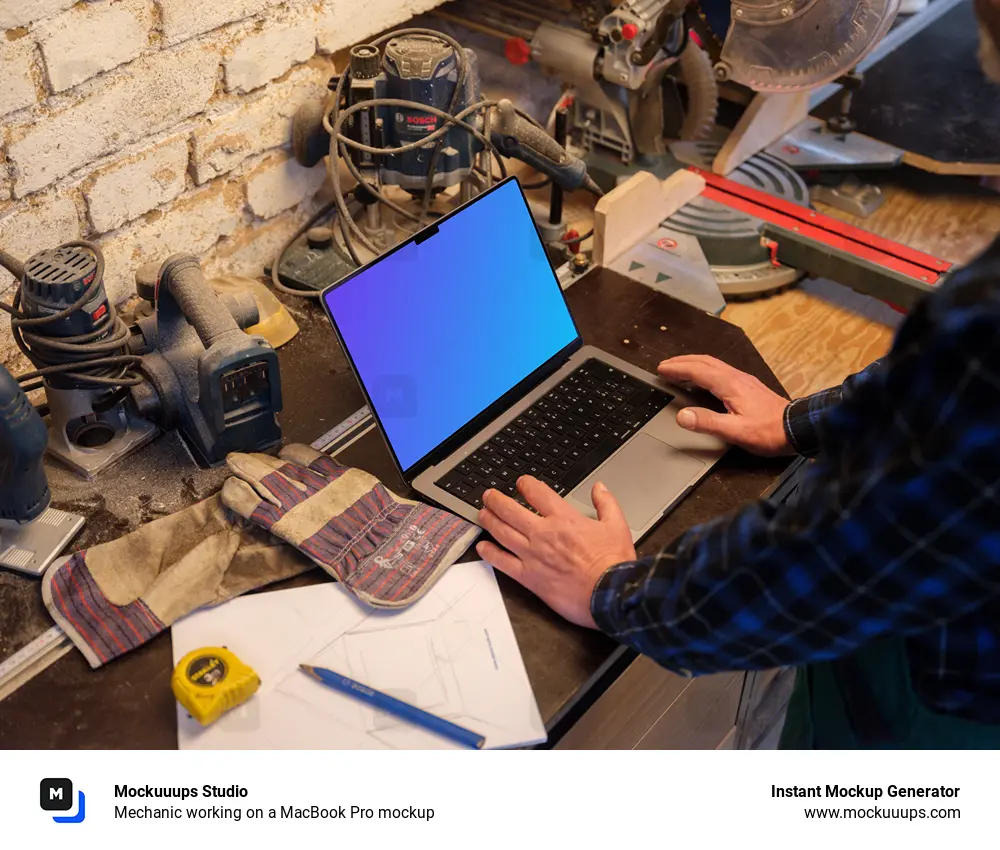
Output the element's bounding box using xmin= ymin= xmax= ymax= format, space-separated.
xmin=687 ymin=166 xmax=953 ymax=284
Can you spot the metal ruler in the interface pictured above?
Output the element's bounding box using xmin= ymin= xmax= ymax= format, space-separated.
xmin=0 ymin=624 xmax=72 ymax=703
xmin=310 ymin=405 xmax=374 ymax=455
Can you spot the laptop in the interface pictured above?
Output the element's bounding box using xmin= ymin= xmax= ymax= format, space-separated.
xmin=321 ymin=176 xmax=727 ymax=542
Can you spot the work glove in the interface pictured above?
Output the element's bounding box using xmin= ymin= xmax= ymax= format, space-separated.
xmin=42 ymin=496 xmax=314 ymax=669
xmin=220 ymin=444 xmax=479 ymax=608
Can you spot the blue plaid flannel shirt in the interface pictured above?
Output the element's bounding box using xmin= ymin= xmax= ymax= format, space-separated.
xmin=591 ymin=238 xmax=1000 ymax=724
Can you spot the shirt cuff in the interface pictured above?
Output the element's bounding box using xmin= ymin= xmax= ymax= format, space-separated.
xmin=783 ymin=388 xmax=841 ymax=458
xmin=590 ymin=558 xmax=695 ymax=678
xmin=590 ymin=560 xmax=639 ymax=637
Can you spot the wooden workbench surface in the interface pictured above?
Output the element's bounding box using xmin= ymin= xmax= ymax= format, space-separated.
xmin=542 ymin=166 xmax=1000 ymax=750
xmin=0 ymin=269 xmax=788 ymax=749
xmin=2 ymin=156 xmax=996 ymax=750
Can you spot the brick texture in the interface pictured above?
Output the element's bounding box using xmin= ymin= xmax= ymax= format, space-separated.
xmin=225 ymin=12 xmax=317 ymax=93
xmin=158 ymin=0 xmax=282 ymax=45
xmin=0 ymin=0 xmax=75 ymax=30
xmin=0 ymin=35 xmax=40 ymax=118
xmin=84 ymin=135 xmax=191 ymax=232
xmin=37 ymin=0 xmax=154 ymax=93
xmin=245 ymin=152 xmax=326 ymax=219
xmin=0 ymin=0 xmax=454 ymax=365
xmin=204 ymin=204 xmax=318 ymax=277
xmin=192 ymin=62 xmax=330 ymax=183
xmin=317 ymin=0 xmax=448 ymax=54
xmin=8 ymin=39 xmax=219 ymax=196
xmin=0 ymin=189 xmax=81 ymax=290
xmin=98 ymin=182 xmax=242 ymax=305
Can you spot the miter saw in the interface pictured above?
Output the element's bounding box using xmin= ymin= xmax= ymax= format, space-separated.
xmin=438 ymin=1 xmax=900 ymax=179
xmin=425 ymin=0 xmax=912 ymax=300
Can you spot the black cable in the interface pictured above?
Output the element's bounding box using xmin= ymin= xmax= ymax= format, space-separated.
xmin=326 ymin=65 xmax=365 ymax=263
xmin=369 ymin=29 xmax=470 ymax=228
xmin=474 ymin=165 xmax=550 ymax=191
xmin=0 ymin=240 xmax=142 ymax=389
xmin=0 ymin=248 xmax=24 ymax=281
xmin=666 ymin=16 xmax=690 ymax=59
xmin=329 ymin=97 xmax=508 ymax=257
xmin=321 ymin=28 xmax=549 ymax=252
xmin=320 ymin=31 xmax=447 ymax=262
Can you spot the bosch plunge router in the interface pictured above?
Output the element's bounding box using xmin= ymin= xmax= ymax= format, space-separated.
xmin=278 ymin=26 xmax=606 ymax=293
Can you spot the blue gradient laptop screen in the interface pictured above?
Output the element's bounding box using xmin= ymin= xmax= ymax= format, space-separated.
xmin=324 ymin=179 xmax=580 ymax=472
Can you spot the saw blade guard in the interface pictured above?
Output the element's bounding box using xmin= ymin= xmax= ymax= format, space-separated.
xmin=717 ymin=0 xmax=901 ymax=91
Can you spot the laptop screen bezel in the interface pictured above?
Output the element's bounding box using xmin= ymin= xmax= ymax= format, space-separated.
xmin=320 ymin=175 xmax=584 ymax=484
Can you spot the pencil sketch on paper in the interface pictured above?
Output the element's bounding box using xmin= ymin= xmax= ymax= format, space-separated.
xmin=171 ymin=560 xmax=548 ymax=750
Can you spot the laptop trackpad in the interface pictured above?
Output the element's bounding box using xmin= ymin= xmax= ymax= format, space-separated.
xmin=566 ymin=433 xmax=706 ymax=532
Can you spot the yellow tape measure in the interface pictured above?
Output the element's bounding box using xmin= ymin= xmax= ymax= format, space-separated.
xmin=172 ymin=647 xmax=260 ymax=727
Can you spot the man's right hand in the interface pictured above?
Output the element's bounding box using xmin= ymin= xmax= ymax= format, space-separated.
xmin=658 ymin=355 xmax=797 ymax=457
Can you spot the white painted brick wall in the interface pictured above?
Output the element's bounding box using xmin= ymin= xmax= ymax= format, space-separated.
xmin=224 ymin=11 xmax=317 ymax=93
xmin=245 ymin=152 xmax=326 ymax=219
xmin=0 ymin=0 xmax=75 ymax=30
xmin=84 ymin=135 xmax=191 ymax=232
xmin=317 ymin=0 xmax=450 ymax=54
xmin=192 ymin=63 xmax=330 ymax=183
xmin=0 ymin=0 xmax=452 ymax=368
xmin=204 ymin=204 xmax=317 ymax=277
xmin=37 ymin=0 xmax=154 ymax=93
xmin=159 ymin=0 xmax=282 ymax=45
xmin=99 ymin=182 xmax=243 ymax=305
xmin=0 ymin=35 xmax=40 ymax=118
xmin=8 ymin=39 xmax=220 ymax=196
xmin=0 ymin=190 xmax=81 ymax=291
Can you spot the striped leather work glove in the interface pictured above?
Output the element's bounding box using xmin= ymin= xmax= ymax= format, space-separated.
xmin=221 ymin=444 xmax=479 ymax=608
xmin=43 ymin=495 xmax=313 ymax=668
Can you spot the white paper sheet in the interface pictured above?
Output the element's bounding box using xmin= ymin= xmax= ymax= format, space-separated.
xmin=171 ymin=560 xmax=547 ymax=750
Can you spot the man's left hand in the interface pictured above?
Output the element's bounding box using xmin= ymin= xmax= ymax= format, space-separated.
xmin=476 ymin=476 xmax=636 ymax=629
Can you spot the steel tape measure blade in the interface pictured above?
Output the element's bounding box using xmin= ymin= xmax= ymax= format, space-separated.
xmin=0 ymin=624 xmax=71 ymax=703
xmin=310 ymin=405 xmax=374 ymax=454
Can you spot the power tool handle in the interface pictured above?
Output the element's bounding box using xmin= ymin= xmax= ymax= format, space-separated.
xmin=0 ymin=363 xmax=50 ymax=523
xmin=495 ymin=99 xmax=567 ymax=165
xmin=157 ymin=254 xmax=243 ymax=349
xmin=490 ymin=131 xmax=590 ymax=193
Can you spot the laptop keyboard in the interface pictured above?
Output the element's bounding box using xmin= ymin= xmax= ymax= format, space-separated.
xmin=434 ymin=359 xmax=674 ymax=511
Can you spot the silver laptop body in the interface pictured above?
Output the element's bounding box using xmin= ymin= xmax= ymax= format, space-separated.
xmin=322 ymin=177 xmax=726 ymax=543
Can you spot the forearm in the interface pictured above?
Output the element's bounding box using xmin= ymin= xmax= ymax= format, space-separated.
xmin=591 ymin=500 xmax=809 ymax=675
xmin=590 ymin=444 xmax=1000 ymax=676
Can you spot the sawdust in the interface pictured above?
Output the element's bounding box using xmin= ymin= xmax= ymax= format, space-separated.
xmin=0 ymin=296 xmax=350 ymax=668
xmin=46 ymin=430 xmax=232 ymax=546
xmin=0 ymin=433 xmax=234 ymax=658
xmin=0 ymin=570 xmax=50 ymax=657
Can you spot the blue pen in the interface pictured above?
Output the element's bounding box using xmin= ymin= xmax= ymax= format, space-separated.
xmin=300 ymin=664 xmax=486 ymax=749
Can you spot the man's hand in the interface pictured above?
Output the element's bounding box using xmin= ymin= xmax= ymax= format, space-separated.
xmin=658 ymin=355 xmax=795 ymax=457
xmin=476 ymin=477 xmax=636 ymax=629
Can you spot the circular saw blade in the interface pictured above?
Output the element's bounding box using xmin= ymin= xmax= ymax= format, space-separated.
xmin=693 ymin=0 xmax=732 ymax=47
xmin=717 ymin=0 xmax=901 ymax=91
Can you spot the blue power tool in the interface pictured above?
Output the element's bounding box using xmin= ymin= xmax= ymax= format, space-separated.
xmin=0 ymin=362 xmax=84 ymax=576
xmin=0 ymin=362 xmax=49 ymax=524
